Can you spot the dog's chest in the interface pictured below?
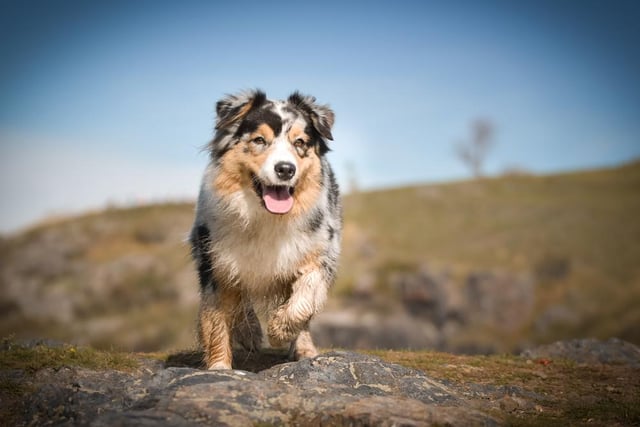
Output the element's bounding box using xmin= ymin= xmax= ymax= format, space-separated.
xmin=212 ymin=220 xmax=315 ymax=287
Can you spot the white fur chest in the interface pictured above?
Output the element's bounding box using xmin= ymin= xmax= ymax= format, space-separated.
xmin=209 ymin=213 xmax=317 ymax=292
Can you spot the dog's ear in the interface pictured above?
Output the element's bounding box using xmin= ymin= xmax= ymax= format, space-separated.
xmin=215 ymin=89 xmax=267 ymax=130
xmin=287 ymin=92 xmax=335 ymax=141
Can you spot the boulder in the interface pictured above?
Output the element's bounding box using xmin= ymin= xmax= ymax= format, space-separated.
xmin=10 ymin=350 xmax=499 ymax=426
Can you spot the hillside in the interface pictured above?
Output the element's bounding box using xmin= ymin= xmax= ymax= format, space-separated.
xmin=1 ymin=161 xmax=639 ymax=353
xmin=337 ymin=161 xmax=640 ymax=351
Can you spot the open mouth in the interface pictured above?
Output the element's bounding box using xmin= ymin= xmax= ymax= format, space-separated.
xmin=251 ymin=174 xmax=295 ymax=214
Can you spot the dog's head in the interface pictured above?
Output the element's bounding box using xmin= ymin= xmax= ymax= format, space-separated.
xmin=209 ymin=90 xmax=335 ymax=216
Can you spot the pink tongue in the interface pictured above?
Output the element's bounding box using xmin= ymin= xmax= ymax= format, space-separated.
xmin=263 ymin=187 xmax=294 ymax=214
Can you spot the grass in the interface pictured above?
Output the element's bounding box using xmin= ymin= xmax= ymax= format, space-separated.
xmin=0 ymin=338 xmax=139 ymax=373
xmin=344 ymin=163 xmax=640 ymax=276
xmin=0 ymin=338 xmax=142 ymax=426
xmin=365 ymin=349 xmax=535 ymax=383
xmin=368 ymin=349 xmax=640 ymax=426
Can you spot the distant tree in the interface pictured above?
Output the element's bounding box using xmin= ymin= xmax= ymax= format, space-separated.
xmin=455 ymin=119 xmax=494 ymax=178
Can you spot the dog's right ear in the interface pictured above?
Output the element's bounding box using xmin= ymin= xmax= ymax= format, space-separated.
xmin=215 ymin=89 xmax=266 ymax=130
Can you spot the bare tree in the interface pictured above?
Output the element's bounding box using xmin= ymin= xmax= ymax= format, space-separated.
xmin=455 ymin=119 xmax=494 ymax=178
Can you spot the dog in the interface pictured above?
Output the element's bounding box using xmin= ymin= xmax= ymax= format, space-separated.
xmin=190 ymin=90 xmax=342 ymax=369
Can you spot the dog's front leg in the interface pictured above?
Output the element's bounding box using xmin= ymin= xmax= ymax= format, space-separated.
xmin=198 ymin=288 xmax=241 ymax=370
xmin=267 ymin=268 xmax=327 ymax=348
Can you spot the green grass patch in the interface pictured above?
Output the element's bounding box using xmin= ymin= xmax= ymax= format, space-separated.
xmin=0 ymin=339 xmax=139 ymax=372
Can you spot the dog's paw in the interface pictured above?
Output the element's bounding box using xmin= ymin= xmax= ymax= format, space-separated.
xmin=290 ymin=345 xmax=318 ymax=361
xmin=288 ymin=330 xmax=318 ymax=361
xmin=207 ymin=361 xmax=232 ymax=370
xmin=267 ymin=309 xmax=297 ymax=347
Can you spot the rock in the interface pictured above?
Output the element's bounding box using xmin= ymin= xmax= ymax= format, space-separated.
xmin=312 ymin=310 xmax=440 ymax=350
xmin=465 ymin=270 xmax=534 ymax=331
xmin=261 ymin=351 xmax=459 ymax=405
xmin=8 ymin=350 xmax=502 ymax=426
xmin=533 ymin=254 xmax=571 ymax=282
xmin=6 ymin=340 xmax=640 ymax=426
xmin=393 ymin=267 xmax=452 ymax=326
xmin=521 ymin=338 xmax=640 ymax=367
xmin=313 ymin=266 xmax=536 ymax=353
xmin=534 ymin=304 xmax=580 ymax=335
xmin=391 ymin=266 xmax=535 ymax=334
xmin=496 ymin=394 xmax=534 ymax=413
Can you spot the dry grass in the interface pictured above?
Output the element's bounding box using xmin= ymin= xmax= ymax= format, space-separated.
xmin=0 ymin=339 xmax=139 ymax=373
xmin=368 ymin=349 xmax=640 ymax=426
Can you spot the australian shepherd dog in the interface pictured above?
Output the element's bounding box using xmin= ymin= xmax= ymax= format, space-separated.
xmin=190 ymin=90 xmax=342 ymax=369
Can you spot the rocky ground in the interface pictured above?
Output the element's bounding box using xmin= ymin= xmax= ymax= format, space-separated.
xmin=2 ymin=338 xmax=639 ymax=426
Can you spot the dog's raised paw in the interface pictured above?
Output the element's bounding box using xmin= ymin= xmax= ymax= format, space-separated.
xmin=267 ymin=309 xmax=297 ymax=347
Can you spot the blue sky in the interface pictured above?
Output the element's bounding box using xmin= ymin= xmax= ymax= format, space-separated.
xmin=1 ymin=0 xmax=639 ymax=232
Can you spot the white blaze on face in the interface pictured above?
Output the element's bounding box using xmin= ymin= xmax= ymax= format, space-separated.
xmin=258 ymin=107 xmax=304 ymax=215
xmin=260 ymin=138 xmax=297 ymax=214
xmin=261 ymin=137 xmax=298 ymax=185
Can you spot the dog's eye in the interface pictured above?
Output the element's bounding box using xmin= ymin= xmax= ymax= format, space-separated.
xmin=293 ymin=138 xmax=305 ymax=147
xmin=252 ymin=136 xmax=266 ymax=145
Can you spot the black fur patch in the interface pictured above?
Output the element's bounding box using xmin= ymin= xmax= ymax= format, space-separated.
xmin=327 ymin=225 xmax=335 ymax=241
xmin=235 ymin=104 xmax=283 ymax=138
xmin=307 ymin=209 xmax=324 ymax=233
xmin=327 ymin=167 xmax=340 ymax=210
xmin=321 ymin=259 xmax=337 ymax=282
xmin=287 ymin=91 xmax=334 ymax=141
xmin=250 ymin=90 xmax=267 ymax=109
xmin=284 ymin=102 xmax=331 ymax=156
xmin=191 ymin=224 xmax=216 ymax=292
xmin=305 ymin=123 xmax=330 ymax=156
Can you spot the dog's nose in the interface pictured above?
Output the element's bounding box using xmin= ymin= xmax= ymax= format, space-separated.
xmin=274 ymin=161 xmax=296 ymax=181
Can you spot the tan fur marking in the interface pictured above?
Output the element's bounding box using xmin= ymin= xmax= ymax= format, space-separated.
xmin=287 ymin=125 xmax=309 ymax=143
xmin=293 ymin=249 xmax=324 ymax=276
xmin=290 ymin=153 xmax=322 ymax=217
xmin=253 ymin=123 xmax=275 ymax=142
xmin=212 ymin=142 xmax=270 ymax=198
xmin=198 ymin=289 xmax=242 ymax=369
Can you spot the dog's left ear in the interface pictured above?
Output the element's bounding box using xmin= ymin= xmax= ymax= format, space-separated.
xmin=287 ymin=92 xmax=335 ymax=141
xmin=216 ymin=89 xmax=267 ymax=130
